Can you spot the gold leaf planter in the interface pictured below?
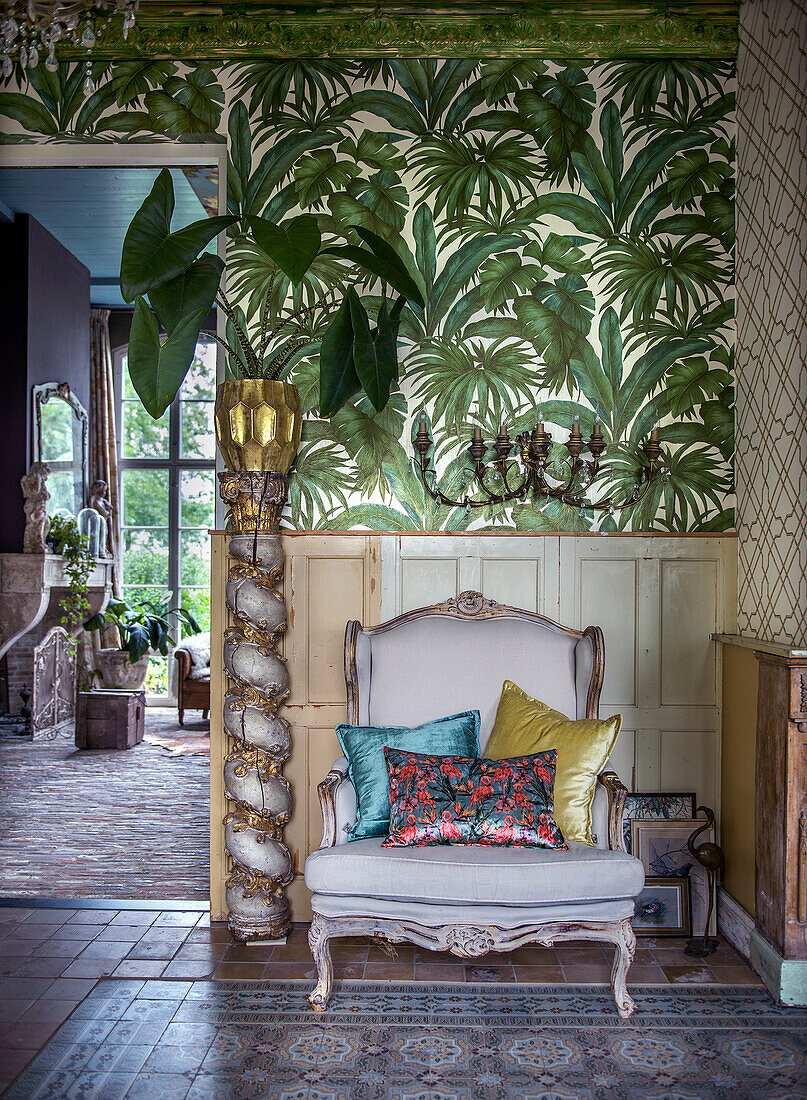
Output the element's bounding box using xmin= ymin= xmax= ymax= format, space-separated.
xmin=214 ymin=380 xmax=302 ymax=474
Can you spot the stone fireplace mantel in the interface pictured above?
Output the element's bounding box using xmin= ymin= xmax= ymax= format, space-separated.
xmin=0 ymin=553 xmax=113 ymax=659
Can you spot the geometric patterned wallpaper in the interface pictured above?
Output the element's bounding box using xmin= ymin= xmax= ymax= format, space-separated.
xmin=736 ymin=0 xmax=807 ymax=647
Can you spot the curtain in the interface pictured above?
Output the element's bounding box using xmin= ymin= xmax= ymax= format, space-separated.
xmin=89 ymin=308 xmax=121 ymax=598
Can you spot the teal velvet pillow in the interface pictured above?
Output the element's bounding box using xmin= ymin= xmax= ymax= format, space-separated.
xmin=336 ymin=711 xmax=481 ymax=841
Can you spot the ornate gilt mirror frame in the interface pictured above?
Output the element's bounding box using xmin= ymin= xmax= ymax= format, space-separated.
xmin=32 ymin=381 xmax=89 ymax=517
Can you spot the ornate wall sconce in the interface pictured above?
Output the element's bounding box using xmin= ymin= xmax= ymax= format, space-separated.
xmin=414 ymin=415 xmax=662 ymax=515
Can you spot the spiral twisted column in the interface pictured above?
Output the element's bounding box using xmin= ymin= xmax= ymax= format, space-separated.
xmin=218 ymin=471 xmax=294 ymax=941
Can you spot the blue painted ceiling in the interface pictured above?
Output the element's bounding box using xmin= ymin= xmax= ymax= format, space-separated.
xmin=0 ymin=166 xmax=217 ymax=308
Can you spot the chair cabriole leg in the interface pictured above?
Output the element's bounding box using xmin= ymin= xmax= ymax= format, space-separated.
xmin=308 ymin=915 xmax=334 ymax=1012
xmin=610 ymin=917 xmax=636 ymax=1019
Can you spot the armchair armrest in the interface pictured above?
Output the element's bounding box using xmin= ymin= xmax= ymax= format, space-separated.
xmin=317 ymin=759 xmax=349 ymax=849
xmin=597 ymin=770 xmax=629 ymax=852
xmin=173 ymin=648 xmax=192 ymax=681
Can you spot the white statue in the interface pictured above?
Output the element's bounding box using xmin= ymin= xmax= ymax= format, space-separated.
xmin=21 ymin=462 xmax=51 ymax=554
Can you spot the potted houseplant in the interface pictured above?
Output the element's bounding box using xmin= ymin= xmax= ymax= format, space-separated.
xmin=119 ymin=169 xmax=424 ymax=472
xmin=85 ymin=595 xmax=201 ymax=691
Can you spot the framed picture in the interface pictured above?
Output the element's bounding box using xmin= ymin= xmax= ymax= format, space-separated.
xmin=631 ymin=818 xmax=716 ymax=936
xmin=633 ymin=876 xmax=691 ymax=936
xmin=622 ymin=792 xmax=696 ymax=853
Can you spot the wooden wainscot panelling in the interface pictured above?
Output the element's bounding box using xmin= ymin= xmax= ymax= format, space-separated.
xmin=283 ymin=535 xmax=381 ymax=920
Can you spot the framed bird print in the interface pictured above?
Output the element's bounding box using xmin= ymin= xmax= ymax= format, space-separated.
xmin=622 ymin=792 xmax=696 ymax=853
xmin=633 ymin=877 xmax=691 ymax=937
xmin=631 ymin=819 xmax=716 ymax=936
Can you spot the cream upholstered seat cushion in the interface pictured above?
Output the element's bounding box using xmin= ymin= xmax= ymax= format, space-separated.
xmin=305 ymin=837 xmax=644 ymax=907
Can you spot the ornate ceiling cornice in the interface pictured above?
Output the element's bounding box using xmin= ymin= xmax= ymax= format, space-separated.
xmin=66 ymin=3 xmax=739 ymax=60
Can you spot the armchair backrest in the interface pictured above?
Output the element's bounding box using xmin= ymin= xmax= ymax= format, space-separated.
xmin=345 ymin=591 xmax=604 ymax=751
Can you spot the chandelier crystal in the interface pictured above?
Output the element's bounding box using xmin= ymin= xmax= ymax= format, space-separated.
xmin=0 ymin=2 xmax=138 ymax=78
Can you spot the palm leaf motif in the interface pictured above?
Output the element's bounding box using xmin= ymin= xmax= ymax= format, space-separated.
xmin=8 ymin=55 xmax=734 ymax=533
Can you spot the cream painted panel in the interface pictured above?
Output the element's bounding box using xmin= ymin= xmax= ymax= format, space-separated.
xmin=578 ymin=558 xmax=638 ymax=708
xmin=659 ymin=730 xmax=718 ymax=811
xmin=400 ymin=557 xmax=459 ymax=612
xmin=604 ymin=726 xmax=636 ymax=790
xmin=480 ymin=558 xmax=539 ymax=611
xmin=660 ymin=560 xmax=718 ymax=706
xmin=307 ymin=556 xmax=367 ymax=704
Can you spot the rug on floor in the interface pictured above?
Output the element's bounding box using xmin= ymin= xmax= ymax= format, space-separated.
xmin=143 ymin=733 xmax=211 ymax=757
xmin=4 ymin=979 xmax=806 ymax=1100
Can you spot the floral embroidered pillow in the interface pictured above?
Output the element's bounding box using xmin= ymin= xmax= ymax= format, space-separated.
xmin=382 ymin=748 xmax=567 ymax=850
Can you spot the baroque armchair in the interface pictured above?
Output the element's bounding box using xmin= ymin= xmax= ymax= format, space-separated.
xmin=305 ymin=591 xmax=644 ymax=1017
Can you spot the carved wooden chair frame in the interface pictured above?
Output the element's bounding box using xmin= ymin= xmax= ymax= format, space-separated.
xmin=310 ymin=591 xmax=635 ymax=1017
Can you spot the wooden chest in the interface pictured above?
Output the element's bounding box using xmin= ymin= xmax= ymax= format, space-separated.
xmin=75 ymin=690 xmax=146 ymax=750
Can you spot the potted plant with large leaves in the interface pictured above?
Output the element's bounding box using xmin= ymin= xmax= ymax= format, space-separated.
xmin=85 ymin=595 xmax=201 ymax=691
xmin=119 ymin=169 xmax=424 ymax=473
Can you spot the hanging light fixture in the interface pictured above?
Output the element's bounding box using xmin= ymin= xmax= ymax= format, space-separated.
xmin=0 ymin=2 xmax=139 ymax=80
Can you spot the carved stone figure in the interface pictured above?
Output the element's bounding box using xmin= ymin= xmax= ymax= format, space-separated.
xmin=21 ymin=463 xmax=51 ymax=554
xmin=88 ymin=479 xmax=112 ymax=521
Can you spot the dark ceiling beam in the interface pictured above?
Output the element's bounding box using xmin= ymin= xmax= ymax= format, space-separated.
xmin=61 ymin=1 xmax=738 ymax=59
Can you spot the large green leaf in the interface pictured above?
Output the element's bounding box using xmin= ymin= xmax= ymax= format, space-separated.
xmin=665 ymin=356 xmax=732 ymax=417
xmin=478 ymin=253 xmax=543 ymax=313
xmin=0 ymin=93 xmax=58 ymax=134
xmin=120 ymin=169 xmax=235 ymax=302
xmin=599 ymin=307 xmax=623 ymax=395
xmin=148 ymin=254 xmax=223 ymax=335
xmin=145 ymin=65 xmax=224 ymax=135
xmin=413 ymin=203 xmax=436 ymax=294
xmin=321 ymin=228 xmax=425 ymax=308
xmin=248 ymin=214 xmax=321 ymax=285
xmin=127 ymin=297 xmax=205 ymax=419
xmin=319 ymin=293 xmax=360 ymax=417
xmin=348 ymin=289 xmax=393 ymax=413
xmin=227 ymin=101 xmax=251 ymax=210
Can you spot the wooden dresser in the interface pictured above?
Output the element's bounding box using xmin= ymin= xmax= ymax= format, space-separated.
xmin=755 ymin=653 xmax=807 ymax=963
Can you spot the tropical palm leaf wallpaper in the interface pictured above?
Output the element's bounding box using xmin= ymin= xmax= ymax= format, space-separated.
xmin=0 ymin=57 xmax=735 ymax=532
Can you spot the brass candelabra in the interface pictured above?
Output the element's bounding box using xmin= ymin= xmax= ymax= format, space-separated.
xmin=414 ymin=416 xmax=663 ymax=514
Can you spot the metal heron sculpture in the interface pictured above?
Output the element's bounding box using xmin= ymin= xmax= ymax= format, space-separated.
xmin=685 ymin=805 xmax=724 ymax=957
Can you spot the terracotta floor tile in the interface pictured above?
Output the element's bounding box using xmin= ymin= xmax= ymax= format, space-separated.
xmin=68 ymin=910 xmax=119 ymax=924
xmin=466 ymin=965 xmax=516 ymax=983
xmin=34 ymin=939 xmax=90 ymax=958
xmin=0 ymin=940 xmax=39 ymax=957
xmin=77 ymin=941 xmax=134 ymax=960
xmin=108 ymin=911 xmax=158 ymax=927
xmin=173 ymin=945 xmax=226 ymax=963
xmin=414 ymin=962 xmax=466 ymax=982
xmin=11 ymin=957 xmax=71 ymax=979
xmin=126 ymin=941 xmax=181 ymax=962
xmin=21 ymin=910 xmax=70 ymax=926
xmin=61 ymin=958 xmax=121 ymax=978
xmin=661 ymin=964 xmax=717 ymax=984
xmin=160 ymin=961 xmax=216 ymax=979
xmin=14 ymin=999 xmax=80 ymax=1025
xmin=40 ymin=977 xmax=97 ymax=1000
xmin=111 ymin=960 xmax=168 ymax=979
xmin=6 ymin=924 xmax=54 ymax=941
xmin=561 ymin=965 xmax=613 ymax=983
xmin=509 ymin=947 xmax=560 ymax=965
xmin=625 ymin=965 xmax=669 ymax=984
xmin=709 ymin=964 xmax=763 ymax=985
xmin=364 ymin=960 xmax=416 ymax=981
xmin=152 ymin=912 xmax=204 ymax=928
xmin=222 ymin=944 xmax=276 ymax=963
xmin=513 ymin=965 xmax=566 ymax=982
xmin=262 ymin=962 xmax=317 ymax=980
xmin=47 ymin=925 xmax=106 ymax=941
xmin=0 ymin=1019 xmax=61 ymax=1049
xmin=185 ymin=928 xmax=234 ymax=945
xmin=211 ymin=961 xmax=271 ymax=980
xmin=0 ymin=1046 xmax=39 ymax=1080
xmin=94 ymin=927 xmax=146 ymax=943
xmin=0 ymin=909 xmax=32 ymax=923
xmin=0 ymin=976 xmax=54 ymax=999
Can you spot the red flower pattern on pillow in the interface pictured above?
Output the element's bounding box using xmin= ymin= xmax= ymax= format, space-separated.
xmin=381 ymin=748 xmax=567 ymax=849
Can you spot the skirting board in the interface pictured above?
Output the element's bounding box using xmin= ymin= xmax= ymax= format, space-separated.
xmin=717 ymin=887 xmax=754 ymax=960
xmin=750 ymin=929 xmax=807 ymax=1006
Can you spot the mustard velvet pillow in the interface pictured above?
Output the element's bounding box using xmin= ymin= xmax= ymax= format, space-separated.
xmin=485 ymin=680 xmax=621 ymax=845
